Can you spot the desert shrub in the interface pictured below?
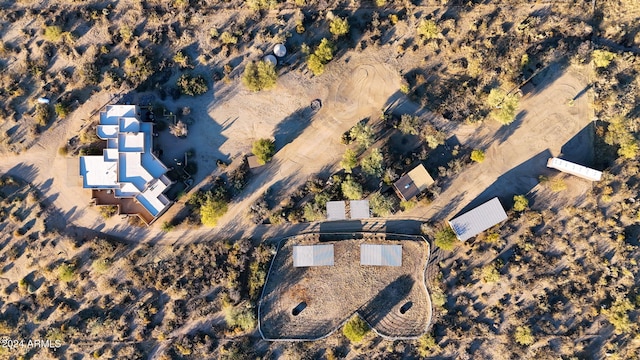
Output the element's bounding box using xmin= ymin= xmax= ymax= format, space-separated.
xmin=341 ymin=176 xmax=363 ymax=200
xmin=54 ymin=102 xmax=70 ymax=119
xmin=340 ymin=148 xmax=358 ymax=173
xmin=398 ymin=114 xmax=420 ymax=135
xmin=550 ymin=178 xmax=567 ymax=192
xmin=416 ymin=333 xmax=440 ymax=356
xmin=58 ymin=145 xmax=69 ymax=156
xmin=303 ymin=202 xmax=325 ymax=221
xmin=35 ymin=103 xmax=51 ymax=126
xmin=400 ymin=199 xmax=416 ymax=211
xmin=92 ymin=258 xmax=111 ymax=273
xmin=200 ymin=194 xmax=228 ymax=227
xmin=342 ymin=315 xmax=370 ymax=343
xmin=307 ymin=38 xmax=334 ymax=76
xmin=487 ymin=88 xmax=519 ymax=125
xmin=592 ymin=49 xmax=616 ymax=68
xmin=246 ymin=0 xmax=277 ymax=11
xmin=223 ymin=301 xmax=257 ymax=332
xmin=173 ymin=51 xmax=190 ymax=68
xmin=350 ymin=123 xmax=374 ymax=149
xmin=119 ymin=26 xmax=134 ymax=44
xmin=514 ymin=326 xmax=534 ymax=346
xmin=123 ymin=55 xmax=154 ymax=85
xmin=161 ymin=221 xmax=175 ymax=232
xmin=602 ymin=298 xmax=635 ymax=335
xmin=375 ymin=0 xmax=387 ymax=5
xmin=430 ymin=286 xmax=446 ymax=308
xmin=329 ymin=17 xmax=350 ymax=37
xmin=470 ymin=149 xmax=485 ymax=163
xmin=242 ymin=61 xmax=277 ymax=91
xmin=604 ymin=117 xmax=638 ymax=159
xmin=169 ymin=121 xmax=188 ymax=137
xmin=57 ymin=263 xmax=76 ymax=283
xmin=220 ymin=31 xmax=238 ymax=45
xmin=478 ymin=263 xmax=500 ymax=283
xmin=361 ymin=148 xmax=384 ymax=177
xmin=177 ymin=74 xmax=208 ymax=96
xmin=44 ymin=26 xmax=64 ymax=42
xmin=99 ymin=205 xmax=118 ymax=219
xmin=434 ymin=226 xmax=457 ymax=250
xmin=370 ymin=192 xmax=395 ymax=216
xmin=513 ymin=195 xmax=528 ymax=212
xmin=252 ymin=138 xmax=276 ymax=164
xmin=423 ymin=124 xmax=446 ymax=149
xmin=417 ymin=19 xmax=439 ymax=40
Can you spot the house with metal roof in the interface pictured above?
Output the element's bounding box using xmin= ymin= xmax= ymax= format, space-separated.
xmin=448 ymin=197 xmax=508 ymax=241
xmin=547 ymin=157 xmax=602 ymax=181
xmin=393 ymin=164 xmax=434 ymax=201
xmin=79 ymin=105 xmax=173 ymax=225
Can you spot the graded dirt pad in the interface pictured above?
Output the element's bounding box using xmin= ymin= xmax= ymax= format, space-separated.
xmin=259 ymin=233 xmax=431 ymax=340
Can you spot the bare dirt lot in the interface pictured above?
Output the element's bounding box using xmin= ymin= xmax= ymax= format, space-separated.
xmin=259 ymin=233 xmax=431 ymax=340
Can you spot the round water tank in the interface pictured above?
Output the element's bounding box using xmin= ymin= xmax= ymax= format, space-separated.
xmin=263 ymin=54 xmax=277 ymax=66
xmin=273 ymin=44 xmax=287 ymax=57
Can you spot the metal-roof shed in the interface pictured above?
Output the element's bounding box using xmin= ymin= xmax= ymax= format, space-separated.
xmin=393 ymin=164 xmax=434 ymax=201
xmin=326 ymin=201 xmax=347 ymax=221
xmin=448 ymin=197 xmax=508 ymax=241
xmin=293 ymin=245 xmax=334 ymax=267
xmin=350 ymin=200 xmax=370 ymax=219
xmin=547 ymin=157 xmax=602 ymax=181
xmin=360 ymin=244 xmax=402 ymax=266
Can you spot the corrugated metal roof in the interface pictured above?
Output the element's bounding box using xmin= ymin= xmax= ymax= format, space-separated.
xmin=293 ymin=245 xmax=334 ymax=267
xmin=360 ymin=244 xmax=402 ymax=266
xmin=326 ymin=201 xmax=346 ymax=221
xmin=350 ymin=200 xmax=370 ymax=219
xmin=547 ymin=157 xmax=602 ymax=181
xmin=448 ymin=197 xmax=508 ymax=241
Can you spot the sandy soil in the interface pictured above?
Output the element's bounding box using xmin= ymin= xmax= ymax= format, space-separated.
xmin=258 ymin=233 xmax=431 ymax=340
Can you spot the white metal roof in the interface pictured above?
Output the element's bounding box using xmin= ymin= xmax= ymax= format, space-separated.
xmin=360 ymin=244 xmax=402 ymax=266
xmin=263 ymin=55 xmax=277 ymax=66
xmin=448 ymin=197 xmax=508 ymax=241
xmin=350 ymin=200 xmax=370 ymax=219
xmin=293 ymin=245 xmax=334 ymax=267
xmin=326 ymin=201 xmax=347 ymax=220
xmin=547 ymin=157 xmax=602 ymax=181
xmin=80 ymin=105 xmax=172 ymax=220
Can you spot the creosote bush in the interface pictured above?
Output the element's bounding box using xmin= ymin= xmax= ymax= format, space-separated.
xmin=513 ymin=195 xmax=528 ymax=212
xmin=57 ymin=263 xmax=76 ymax=283
xmin=514 ymin=326 xmax=534 ymax=346
xmin=487 ymin=88 xmax=520 ymax=125
xmin=592 ymin=49 xmax=616 ymax=68
xmin=417 ymin=19 xmax=439 ymax=40
xmin=329 ymin=17 xmax=350 ymax=37
xmin=242 ymin=61 xmax=277 ymax=91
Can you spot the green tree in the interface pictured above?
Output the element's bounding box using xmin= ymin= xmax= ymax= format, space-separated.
xmin=252 ymin=138 xmax=276 ymax=164
xmin=361 ymin=148 xmax=384 ymax=177
xmin=417 ymin=19 xmax=439 ymax=40
xmin=470 ymin=149 xmax=485 ymax=163
xmin=329 ymin=17 xmax=350 ymax=37
xmin=513 ymin=195 xmax=528 ymax=212
xmin=342 ymin=315 xmax=370 ymax=343
xmin=350 ymin=123 xmax=375 ymax=149
xmin=370 ymin=192 xmax=395 ymax=216
xmin=398 ymin=114 xmax=420 ymax=135
xmin=423 ymin=124 xmax=446 ymax=149
xmin=341 ymin=176 xmax=363 ymax=200
xmin=307 ymin=38 xmax=334 ymax=76
xmin=35 ymin=103 xmax=52 ymax=126
xmin=200 ymin=194 xmax=228 ymax=227
xmin=340 ymin=148 xmax=358 ymax=173
xmin=416 ymin=333 xmax=441 ymax=357
xmin=592 ymin=49 xmax=616 ymax=68
xmin=602 ymin=298 xmax=635 ymax=335
xmin=54 ymin=103 xmax=70 ymax=119
xmin=434 ymin=226 xmax=457 ymax=251
xmin=605 ymin=117 xmax=638 ymax=159
xmin=176 ymin=74 xmax=209 ymax=96
xmin=487 ymin=88 xmax=519 ymax=125
xmin=220 ymin=31 xmax=238 ymax=45
xmin=242 ymin=61 xmax=278 ymax=91
xmin=514 ymin=325 xmax=534 ymax=346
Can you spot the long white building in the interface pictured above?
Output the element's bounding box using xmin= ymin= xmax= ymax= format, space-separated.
xmin=547 ymin=157 xmax=602 ymax=181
